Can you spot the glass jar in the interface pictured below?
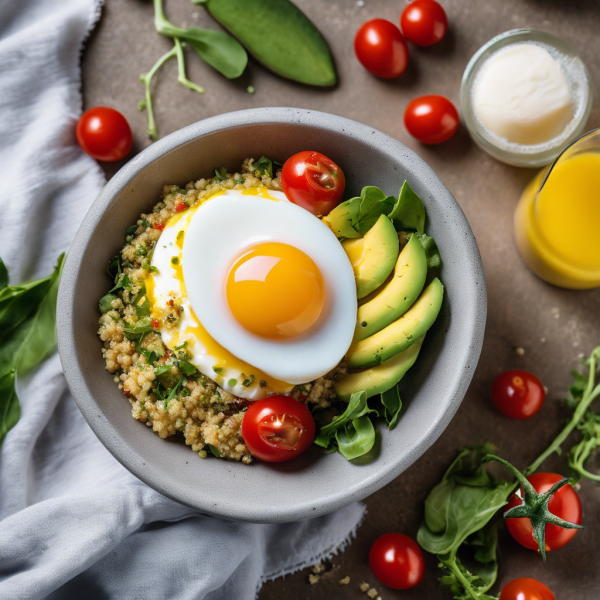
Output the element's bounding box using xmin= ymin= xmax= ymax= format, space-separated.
xmin=461 ymin=29 xmax=593 ymax=167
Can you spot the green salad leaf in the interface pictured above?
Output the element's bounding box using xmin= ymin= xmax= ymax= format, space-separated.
xmin=380 ymin=385 xmax=402 ymax=429
xmin=0 ymin=255 xmax=65 ymax=444
xmin=251 ymin=156 xmax=274 ymax=178
xmin=336 ymin=415 xmax=377 ymax=460
xmin=390 ymin=181 xmax=426 ymax=235
xmin=0 ymin=259 xmax=7 ymax=290
xmin=0 ymin=370 xmax=19 ymax=445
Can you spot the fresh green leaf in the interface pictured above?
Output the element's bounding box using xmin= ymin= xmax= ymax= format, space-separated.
xmin=214 ymin=167 xmax=227 ymax=181
xmin=123 ymin=316 xmax=154 ymax=340
xmin=355 ymin=187 xmax=398 ymax=235
xmin=207 ymin=443 xmax=221 ymax=457
xmin=179 ymin=361 xmax=198 ymax=375
xmin=204 ymin=0 xmax=336 ymax=86
xmin=380 ymin=385 xmax=402 ymax=429
xmin=131 ymin=285 xmax=150 ymax=318
xmin=438 ymin=553 xmax=498 ymax=600
xmin=389 ymin=181 xmax=426 ymax=235
xmin=0 ymin=370 xmax=19 ymax=445
xmin=0 ymin=258 xmax=7 ymax=290
xmin=0 ymin=254 xmax=65 ymax=375
xmin=314 ymin=391 xmax=378 ymax=455
xmin=126 ymin=224 xmax=138 ymax=236
xmin=99 ymin=293 xmax=118 ymax=314
xmin=251 ymin=156 xmax=273 ymax=178
xmin=417 ymin=234 xmax=442 ymax=271
xmin=336 ymin=415 xmax=376 ymax=460
xmin=568 ymin=410 xmax=600 ymax=482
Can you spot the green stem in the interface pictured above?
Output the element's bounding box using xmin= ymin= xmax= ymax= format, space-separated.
xmin=526 ymin=350 xmax=600 ymax=475
xmin=174 ymin=38 xmax=205 ymax=93
xmin=440 ymin=551 xmax=483 ymax=600
xmin=140 ymin=45 xmax=177 ymax=141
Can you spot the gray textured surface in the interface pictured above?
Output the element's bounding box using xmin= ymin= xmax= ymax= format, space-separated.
xmin=80 ymin=0 xmax=600 ymax=597
xmin=57 ymin=108 xmax=485 ymax=522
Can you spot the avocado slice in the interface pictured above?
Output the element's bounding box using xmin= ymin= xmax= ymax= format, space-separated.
xmin=322 ymin=197 xmax=361 ymax=238
xmin=342 ymin=215 xmax=400 ymax=300
xmin=335 ymin=336 xmax=424 ymax=401
xmin=346 ymin=279 xmax=443 ymax=368
xmin=354 ymin=233 xmax=427 ymax=342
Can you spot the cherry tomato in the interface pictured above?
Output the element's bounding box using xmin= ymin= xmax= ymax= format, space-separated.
xmin=369 ymin=533 xmax=425 ymax=590
xmin=281 ymin=151 xmax=345 ymax=216
xmin=241 ymin=395 xmax=316 ymax=463
xmin=492 ymin=370 xmax=545 ymax=420
xmin=500 ymin=577 xmax=555 ymax=600
xmin=354 ymin=19 xmax=409 ymax=79
xmin=76 ymin=107 xmax=132 ymax=162
xmin=505 ymin=473 xmax=582 ymax=553
xmin=400 ymin=0 xmax=448 ymax=47
xmin=174 ymin=200 xmax=188 ymax=212
xmin=404 ymin=95 xmax=459 ymax=144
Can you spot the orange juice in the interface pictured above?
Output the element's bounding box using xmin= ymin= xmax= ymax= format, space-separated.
xmin=514 ymin=150 xmax=600 ymax=289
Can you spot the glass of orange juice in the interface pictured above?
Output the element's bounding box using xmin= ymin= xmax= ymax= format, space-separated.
xmin=514 ymin=128 xmax=600 ymax=289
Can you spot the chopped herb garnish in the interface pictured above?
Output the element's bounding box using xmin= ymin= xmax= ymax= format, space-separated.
xmin=142 ymin=219 xmax=151 ymax=229
xmin=207 ymin=444 xmax=221 ymax=457
xmin=251 ymin=156 xmax=273 ymax=178
xmin=179 ymin=361 xmax=198 ymax=375
xmin=126 ymin=224 xmax=138 ymax=236
xmin=212 ymin=365 xmax=223 ymax=374
xmin=234 ymin=178 xmax=244 ymax=184
xmin=171 ymin=256 xmax=179 ymax=265
xmin=259 ymin=380 xmax=267 ymax=388
xmin=242 ymin=375 xmax=255 ymax=388
xmin=214 ymin=167 xmax=227 ymax=181
xmin=99 ymin=293 xmax=118 ymax=314
xmin=228 ymin=378 xmax=238 ymax=387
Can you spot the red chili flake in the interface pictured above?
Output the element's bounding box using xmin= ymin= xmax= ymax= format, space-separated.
xmin=167 ymin=299 xmax=174 ymax=307
xmin=165 ymin=349 xmax=172 ymax=357
xmin=297 ymin=393 xmax=308 ymax=402
xmin=123 ymin=389 xmax=131 ymax=397
xmin=153 ymin=222 xmax=165 ymax=231
xmin=152 ymin=319 xmax=160 ymax=329
xmin=175 ymin=200 xmax=187 ymax=212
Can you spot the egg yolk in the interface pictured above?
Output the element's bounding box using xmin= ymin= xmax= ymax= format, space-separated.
xmin=226 ymin=242 xmax=325 ymax=338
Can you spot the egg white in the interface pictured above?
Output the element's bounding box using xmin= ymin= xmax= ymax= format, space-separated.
xmin=147 ymin=187 xmax=295 ymax=400
xmin=182 ymin=189 xmax=357 ymax=384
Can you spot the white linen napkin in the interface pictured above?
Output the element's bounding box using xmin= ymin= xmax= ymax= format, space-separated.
xmin=0 ymin=1 xmax=365 ymax=598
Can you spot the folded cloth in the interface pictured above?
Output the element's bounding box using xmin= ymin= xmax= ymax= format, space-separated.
xmin=0 ymin=1 xmax=365 ymax=599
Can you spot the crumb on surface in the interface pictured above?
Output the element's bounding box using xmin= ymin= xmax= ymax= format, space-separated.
xmin=367 ymin=588 xmax=378 ymax=599
xmin=339 ymin=576 xmax=350 ymax=585
xmin=515 ymin=347 xmax=525 ymax=356
xmin=359 ymin=582 xmax=370 ymax=592
xmin=311 ymin=563 xmax=325 ymax=574
xmin=308 ymin=574 xmax=320 ymax=585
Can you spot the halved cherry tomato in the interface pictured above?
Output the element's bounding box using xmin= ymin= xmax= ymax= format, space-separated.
xmin=241 ymin=395 xmax=316 ymax=462
xmin=404 ymin=95 xmax=459 ymax=144
xmin=76 ymin=107 xmax=132 ymax=162
xmin=153 ymin=222 xmax=165 ymax=231
xmin=500 ymin=577 xmax=555 ymax=600
xmin=505 ymin=473 xmax=582 ymax=553
xmin=174 ymin=200 xmax=188 ymax=212
xmin=492 ymin=370 xmax=545 ymax=419
xmin=400 ymin=0 xmax=448 ymax=47
xmin=281 ymin=151 xmax=345 ymax=216
xmin=354 ymin=19 xmax=409 ymax=79
xmin=369 ymin=533 xmax=425 ymax=590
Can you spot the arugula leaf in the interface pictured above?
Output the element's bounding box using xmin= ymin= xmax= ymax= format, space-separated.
xmin=380 ymin=385 xmax=402 ymax=429
xmin=99 ymin=293 xmax=118 ymax=314
xmin=214 ymin=167 xmax=227 ymax=181
xmin=336 ymin=414 xmax=376 ymax=460
xmin=207 ymin=443 xmax=221 ymax=457
xmin=568 ymin=410 xmax=600 ymax=482
xmin=131 ymin=285 xmax=150 ymax=318
xmin=251 ymin=156 xmax=273 ymax=178
xmin=438 ymin=553 xmax=498 ymax=600
xmin=389 ymin=181 xmax=426 ymax=234
xmin=0 ymin=370 xmax=19 ymax=445
xmin=0 ymin=258 xmax=7 ymax=290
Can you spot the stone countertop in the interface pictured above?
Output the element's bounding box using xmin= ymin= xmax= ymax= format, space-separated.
xmin=82 ymin=1 xmax=600 ymax=598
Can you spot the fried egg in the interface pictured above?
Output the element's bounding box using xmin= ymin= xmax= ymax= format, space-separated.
xmin=147 ymin=186 xmax=356 ymax=399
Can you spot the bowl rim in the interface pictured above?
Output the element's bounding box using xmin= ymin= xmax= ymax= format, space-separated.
xmin=57 ymin=107 xmax=487 ymax=522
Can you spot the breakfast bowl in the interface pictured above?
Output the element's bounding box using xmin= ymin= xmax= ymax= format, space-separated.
xmin=57 ymin=108 xmax=486 ymax=523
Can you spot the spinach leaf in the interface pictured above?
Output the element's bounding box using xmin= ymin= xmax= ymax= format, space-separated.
xmin=355 ymin=187 xmax=397 ymax=235
xmin=0 ymin=254 xmax=65 ymax=375
xmin=0 ymin=255 xmax=65 ymax=444
xmin=389 ymin=181 xmax=426 ymax=235
xmin=417 ymin=233 xmax=442 ymax=271
xmin=0 ymin=370 xmax=19 ymax=444
xmin=131 ymin=285 xmax=150 ymax=318
xmin=99 ymin=293 xmax=118 ymax=314
xmin=123 ymin=316 xmax=154 ymax=340
xmin=154 ymin=0 xmax=247 ymax=79
xmin=336 ymin=414 xmax=376 ymax=460
xmin=179 ymin=361 xmax=198 ymax=375
xmin=0 ymin=258 xmax=7 ymax=290
xmin=251 ymin=156 xmax=273 ymax=178
xmin=380 ymin=385 xmax=402 ymax=429
xmin=314 ymin=391 xmax=378 ymax=455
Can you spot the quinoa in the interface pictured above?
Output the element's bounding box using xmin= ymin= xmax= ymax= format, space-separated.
xmin=97 ymin=158 xmax=349 ymax=464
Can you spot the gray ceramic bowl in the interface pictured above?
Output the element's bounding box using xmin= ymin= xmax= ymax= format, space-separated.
xmin=57 ymin=108 xmax=486 ymax=523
